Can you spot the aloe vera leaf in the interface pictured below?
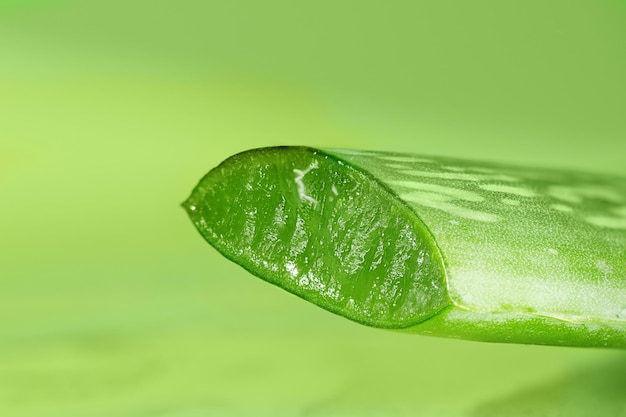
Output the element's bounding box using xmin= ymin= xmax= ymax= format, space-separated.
xmin=183 ymin=146 xmax=626 ymax=347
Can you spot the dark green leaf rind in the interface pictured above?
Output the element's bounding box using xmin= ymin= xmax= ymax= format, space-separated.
xmin=400 ymin=306 xmax=626 ymax=348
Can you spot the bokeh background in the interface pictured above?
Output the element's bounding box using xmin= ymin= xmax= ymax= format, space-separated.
xmin=1 ymin=1 xmax=625 ymax=416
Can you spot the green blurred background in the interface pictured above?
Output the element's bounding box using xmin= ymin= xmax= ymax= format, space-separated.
xmin=1 ymin=1 xmax=625 ymax=416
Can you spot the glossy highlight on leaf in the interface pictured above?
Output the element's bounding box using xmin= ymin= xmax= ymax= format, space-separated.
xmin=184 ymin=147 xmax=626 ymax=347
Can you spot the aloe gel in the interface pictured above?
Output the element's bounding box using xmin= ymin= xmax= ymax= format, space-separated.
xmin=183 ymin=147 xmax=626 ymax=347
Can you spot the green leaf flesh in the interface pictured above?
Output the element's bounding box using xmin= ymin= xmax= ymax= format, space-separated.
xmin=183 ymin=147 xmax=450 ymax=328
xmin=184 ymin=146 xmax=626 ymax=347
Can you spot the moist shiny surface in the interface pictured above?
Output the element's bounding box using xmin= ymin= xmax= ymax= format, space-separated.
xmin=184 ymin=147 xmax=449 ymax=328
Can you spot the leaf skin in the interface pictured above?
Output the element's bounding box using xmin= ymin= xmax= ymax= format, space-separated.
xmin=185 ymin=146 xmax=626 ymax=347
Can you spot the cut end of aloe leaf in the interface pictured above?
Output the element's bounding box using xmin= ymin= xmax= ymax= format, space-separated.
xmin=183 ymin=146 xmax=450 ymax=328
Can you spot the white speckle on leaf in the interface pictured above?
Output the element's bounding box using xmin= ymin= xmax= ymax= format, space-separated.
xmin=400 ymin=170 xmax=481 ymax=181
xmin=586 ymin=216 xmax=626 ymax=230
xmin=443 ymin=166 xmax=466 ymax=172
xmin=502 ymin=198 xmax=520 ymax=206
xmin=549 ymin=186 xmax=582 ymax=203
xmin=391 ymin=181 xmax=484 ymax=202
xmin=480 ymin=184 xmax=536 ymax=197
xmin=551 ymin=204 xmax=573 ymax=212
